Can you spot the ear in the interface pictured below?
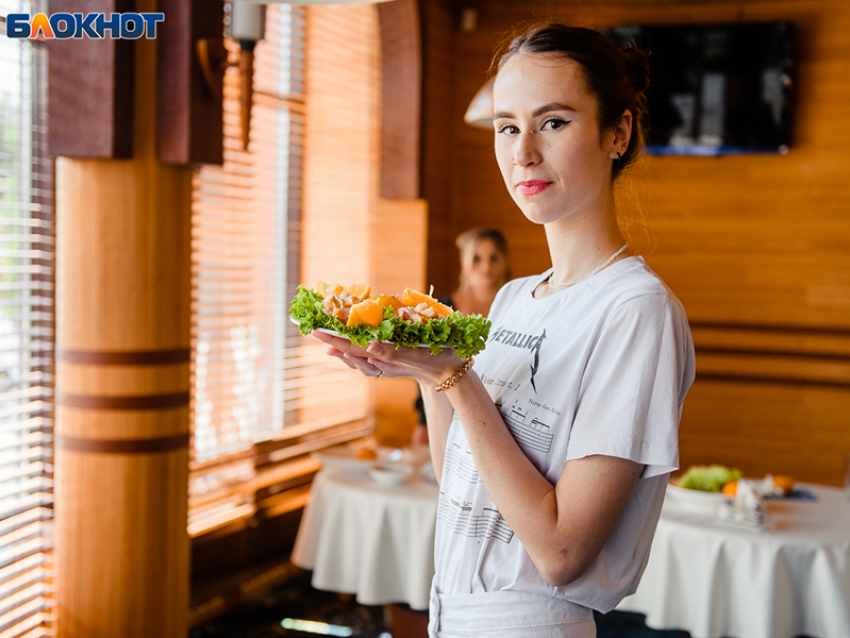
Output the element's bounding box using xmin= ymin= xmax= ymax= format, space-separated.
xmin=607 ymin=110 xmax=633 ymax=159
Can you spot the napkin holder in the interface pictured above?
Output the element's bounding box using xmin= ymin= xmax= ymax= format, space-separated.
xmin=717 ymin=480 xmax=771 ymax=531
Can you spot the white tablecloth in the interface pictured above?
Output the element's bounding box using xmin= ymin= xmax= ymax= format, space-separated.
xmin=291 ymin=467 xmax=439 ymax=611
xmin=616 ymin=483 xmax=850 ymax=638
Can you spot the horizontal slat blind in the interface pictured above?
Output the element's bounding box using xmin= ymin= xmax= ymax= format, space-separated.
xmin=188 ymin=5 xmax=370 ymax=537
xmin=0 ymin=3 xmax=54 ymax=637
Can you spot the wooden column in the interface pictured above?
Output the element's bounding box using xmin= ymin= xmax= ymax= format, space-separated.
xmin=54 ymin=5 xmax=192 ymax=637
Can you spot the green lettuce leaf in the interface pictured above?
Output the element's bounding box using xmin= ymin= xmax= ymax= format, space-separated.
xmin=288 ymin=285 xmax=491 ymax=358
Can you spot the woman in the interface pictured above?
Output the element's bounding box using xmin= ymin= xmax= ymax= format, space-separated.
xmin=313 ymin=22 xmax=695 ymax=637
xmin=445 ymin=228 xmax=510 ymax=317
xmin=413 ymin=228 xmax=510 ymax=438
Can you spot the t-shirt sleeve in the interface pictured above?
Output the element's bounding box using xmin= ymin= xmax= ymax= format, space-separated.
xmin=565 ymin=293 xmax=695 ymax=478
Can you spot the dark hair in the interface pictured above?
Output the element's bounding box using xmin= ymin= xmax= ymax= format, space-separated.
xmin=493 ymin=23 xmax=650 ymax=179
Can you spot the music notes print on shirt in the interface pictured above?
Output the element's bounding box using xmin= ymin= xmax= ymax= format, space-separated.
xmin=499 ymin=402 xmax=554 ymax=454
xmin=437 ymin=497 xmax=515 ymax=544
xmin=444 ymin=443 xmax=480 ymax=484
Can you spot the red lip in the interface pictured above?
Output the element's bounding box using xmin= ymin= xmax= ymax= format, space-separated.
xmin=516 ymin=180 xmax=553 ymax=196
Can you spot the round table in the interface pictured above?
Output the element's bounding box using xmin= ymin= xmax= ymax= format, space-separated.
xmin=291 ymin=466 xmax=439 ymax=611
xmin=616 ymin=482 xmax=850 ymax=638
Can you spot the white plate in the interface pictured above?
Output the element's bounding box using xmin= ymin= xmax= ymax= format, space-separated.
xmin=289 ymin=315 xmax=389 ymax=342
xmin=312 ymin=445 xmax=395 ymax=474
xmin=289 ymin=315 xmax=451 ymax=348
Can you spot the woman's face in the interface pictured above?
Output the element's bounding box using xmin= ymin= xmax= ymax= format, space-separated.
xmin=493 ymin=52 xmax=618 ymax=226
xmin=462 ymin=239 xmax=507 ymax=291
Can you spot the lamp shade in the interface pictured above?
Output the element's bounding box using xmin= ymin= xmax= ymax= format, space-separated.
xmin=230 ymin=1 xmax=266 ymax=41
xmin=463 ymin=76 xmax=494 ymax=130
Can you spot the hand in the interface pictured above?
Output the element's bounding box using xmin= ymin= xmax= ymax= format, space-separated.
xmin=310 ymin=331 xmax=465 ymax=384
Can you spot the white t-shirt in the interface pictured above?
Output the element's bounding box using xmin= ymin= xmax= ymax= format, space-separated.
xmin=433 ymin=256 xmax=696 ymax=613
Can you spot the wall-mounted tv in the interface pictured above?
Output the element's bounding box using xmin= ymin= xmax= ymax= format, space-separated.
xmin=604 ymin=22 xmax=794 ymax=156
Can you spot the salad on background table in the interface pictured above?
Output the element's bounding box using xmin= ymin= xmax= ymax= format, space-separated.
xmin=678 ymin=465 xmax=742 ymax=493
xmin=672 ymin=464 xmax=803 ymax=500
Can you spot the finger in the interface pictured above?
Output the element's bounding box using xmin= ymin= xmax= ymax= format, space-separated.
xmin=366 ymin=360 xmax=412 ymax=379
xmin=334 ymin=353 xmax=356 ymax=370
xmin=343 ymin=354 xmax=382 ymax=377
xmin=371 ymin=341 xmax=464 ymax=375
xmin=311 ymin=330 xmax=352 ymax=349
xmin=366 ymin=342 xmax=384 ymax=356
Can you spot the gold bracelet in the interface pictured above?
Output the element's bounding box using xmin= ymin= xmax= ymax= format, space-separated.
xmin=435 ymin=357 xmax=474 ymax=392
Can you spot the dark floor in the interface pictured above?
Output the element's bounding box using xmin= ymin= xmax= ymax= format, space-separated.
xmin=190 ymin=570 xmax=690 ymax=638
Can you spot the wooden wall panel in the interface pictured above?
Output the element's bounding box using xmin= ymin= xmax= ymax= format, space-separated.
xmin=422 ymin=0 xmax=850 ymax=485
xmin=679 ymin=380 xmax=850 ymax=486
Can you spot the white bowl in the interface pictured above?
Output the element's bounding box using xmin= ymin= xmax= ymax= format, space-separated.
xmin=368 ymin=462 xmax=414 ymax=487
xmin=313 ymin=445 xmax=393 ymax=474
xmin=666 ymin=481 xmax=728 ymax=516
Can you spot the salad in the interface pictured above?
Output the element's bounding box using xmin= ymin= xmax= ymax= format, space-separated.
xmin=289 ymin=282 xmax=491 ymax=358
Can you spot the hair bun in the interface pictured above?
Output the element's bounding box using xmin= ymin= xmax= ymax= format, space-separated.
xmin=620 ymin=46 xmax=650 ymax=94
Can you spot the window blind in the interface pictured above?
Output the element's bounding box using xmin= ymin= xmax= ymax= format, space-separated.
xmin=188 ymin=6 xmax=371 ymax=538
xmin=0 ymin=4 xmax=55 ymax=637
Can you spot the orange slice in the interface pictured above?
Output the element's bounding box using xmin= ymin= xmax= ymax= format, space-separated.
xmin=356 ymin=447 xmax=378 ymax=460
xmin=370 ymin=294 xmax=403 ymax=311
xmin=345 ymin=283 xmax=371 ymax=301
xmin=401 ymin=288 xmax=452 ymax=318
xmin=773 ymin=475 xmax=795 ymax=494
xmin=346 ymin=299 xmax=385 ymax=327
xmin=316 ymin=281 xmax=344 ymax=299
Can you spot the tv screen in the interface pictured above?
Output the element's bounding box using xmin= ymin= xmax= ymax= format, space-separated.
xmin=604 ymin=22 xmax=794 ymax=155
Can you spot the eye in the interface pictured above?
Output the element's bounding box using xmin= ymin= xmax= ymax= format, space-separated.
xmin=496 ymin=123 xmax=519 ymax=135
xmin=542 ymin=117 xmax=570 ymax=131
xmin=472 ymin=255 xmax=481 ymax=264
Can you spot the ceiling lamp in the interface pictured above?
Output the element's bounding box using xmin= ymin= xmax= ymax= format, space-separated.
xmin=463 ymin=76 xmax=494 ymax=130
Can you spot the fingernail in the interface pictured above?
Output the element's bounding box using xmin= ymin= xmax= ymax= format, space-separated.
xmin=367 ymin=342 xmax=383 ymax=355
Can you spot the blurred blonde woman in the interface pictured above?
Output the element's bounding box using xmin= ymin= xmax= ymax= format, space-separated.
xmin=413 ymin=228 xmax=510 ymax=439
xmin=445 ymin=228 xmax=511 ymax=317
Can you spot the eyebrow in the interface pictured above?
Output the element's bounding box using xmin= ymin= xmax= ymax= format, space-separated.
xmin=493 ymin=102 xmax=576 ymax=121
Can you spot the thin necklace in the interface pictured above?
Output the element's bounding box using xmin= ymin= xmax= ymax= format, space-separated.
xmin=548 ymin=244 xmax=629 ymax=289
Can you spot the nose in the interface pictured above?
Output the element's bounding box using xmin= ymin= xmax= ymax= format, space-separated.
xmin=512 ymin=131 xmax=541 ymax=167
